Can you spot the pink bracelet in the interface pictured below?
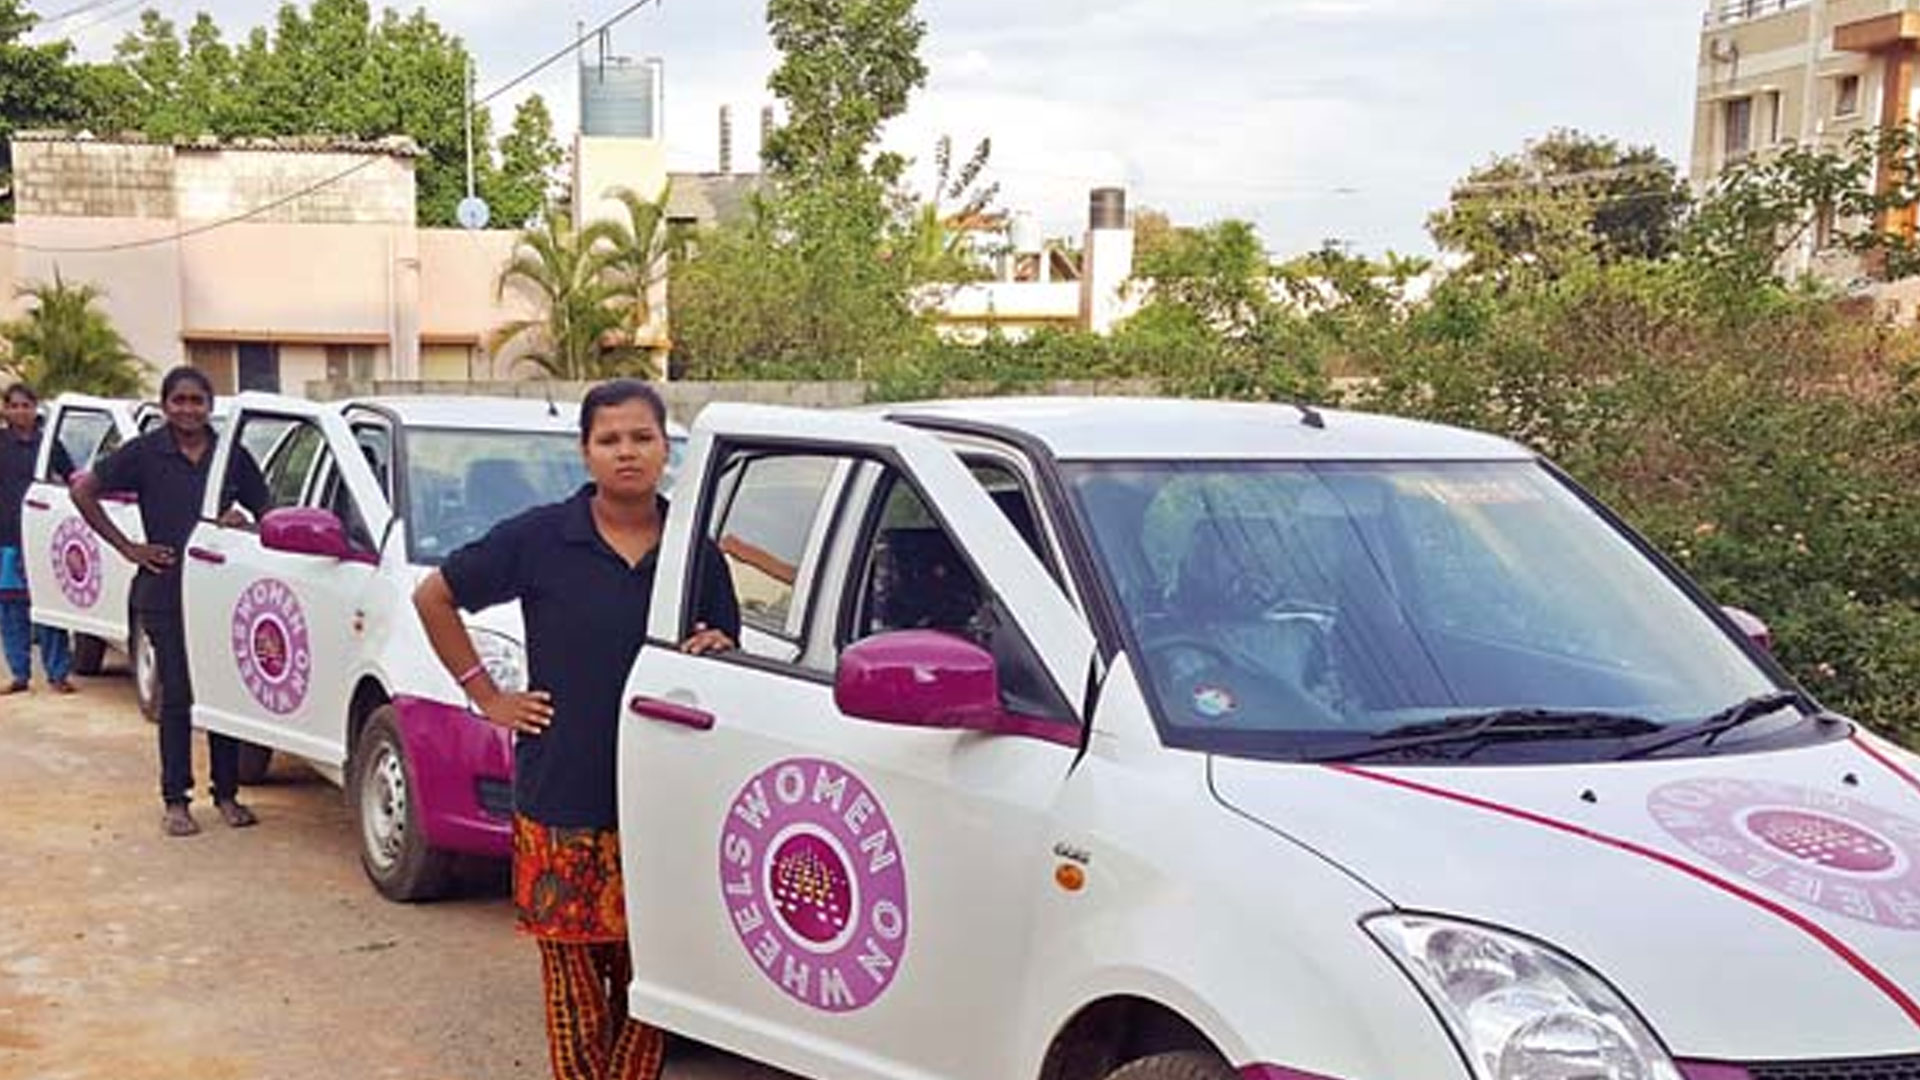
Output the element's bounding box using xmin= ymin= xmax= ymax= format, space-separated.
xmin=455 ymin=662 xmax=487 ymax=687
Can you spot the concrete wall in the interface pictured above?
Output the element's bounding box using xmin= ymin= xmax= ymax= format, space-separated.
xmin=302 ymin=378 xmax=1166 ymax=425
xmin=14 ymin=141 xmax=177 ymax=220
xmin=573 ymin=136 xmax=670 ymax=231
xmin=174 ymin=148 xmax=414 ymax=226
xmin=179 ymin=222 xmax=403 ymax=342
xmin=417 ymin=228 xmax=532 ymax=371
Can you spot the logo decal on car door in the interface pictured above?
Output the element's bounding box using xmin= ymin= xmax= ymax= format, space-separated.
xmin=50 ymin=518 xmax=102 ymax=609
xmin=1650 ymin=778 xmax=1920 ymax=929
xmin=231 ymin=578 xmax=313 ymax=715
xmin=719 ymin=758 xmax=909 ymax=1012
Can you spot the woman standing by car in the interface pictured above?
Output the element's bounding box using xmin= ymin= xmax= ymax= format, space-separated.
xmin=412 ymin=379 xmax=738 ymax=1080
xmin=73 ymin=367 xmax=270 ymax=837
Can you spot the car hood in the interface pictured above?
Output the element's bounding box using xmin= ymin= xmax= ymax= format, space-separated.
xmin=1210 ymin=733 xmax=1920 ymax=1060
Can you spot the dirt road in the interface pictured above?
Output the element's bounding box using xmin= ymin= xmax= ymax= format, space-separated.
xmin=0 ymin=666 xmax=790 ymax=1080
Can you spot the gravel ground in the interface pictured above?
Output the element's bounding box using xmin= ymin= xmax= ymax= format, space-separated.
xmin=0 ymin=663 xmax=792 ymax=1080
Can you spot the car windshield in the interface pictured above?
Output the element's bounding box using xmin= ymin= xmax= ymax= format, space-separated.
xmin=404 ymin=427 xmax=587 ymax=565
xmin=1067 ymin=460 xmax=1790 ymax=763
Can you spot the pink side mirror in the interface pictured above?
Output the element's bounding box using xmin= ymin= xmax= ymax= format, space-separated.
xmin=833 ymin=630 xmax=1080 ymax=747
xmin=1721 ymin=605 xmax=1773 ymax=654
xmin=261 ymin=507 xmax=355 ymax=561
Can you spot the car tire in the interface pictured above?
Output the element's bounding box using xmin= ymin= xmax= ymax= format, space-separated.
xmin=130 ymin=614 xmax=160 ymax=724
xmin=235 ymin=742 xmax=274 ymax=785
xmin=1103 ymin=1052 xmax=1236 ymax=1080
xmin=70 ymin=634 xmax=107 ymax=676
xmin=349 ymin=705 xmax=453 ymax=902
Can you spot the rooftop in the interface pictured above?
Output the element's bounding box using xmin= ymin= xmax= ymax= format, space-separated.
xmin=881 ymin=398 xmax=1534 ymax=462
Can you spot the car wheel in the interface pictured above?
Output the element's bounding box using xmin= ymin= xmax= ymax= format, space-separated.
xmin=349 ymin=705 xmax=453 ymax=902
xmin=131 ymin=615 xmax=160 ymax=724
xmin=235 ymin=742 xmax=274 ymax=785
xmin=1103 ymin=1052 xmax=1236 ymax=1080
xmin=70 ymin=634 xmax=107 ymax=676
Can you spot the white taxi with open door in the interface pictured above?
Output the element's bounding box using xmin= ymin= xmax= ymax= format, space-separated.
xmin=617 ymin=399 xmax=1920 ymax=1080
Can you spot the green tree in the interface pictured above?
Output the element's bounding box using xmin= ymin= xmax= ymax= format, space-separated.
xmin=488 ymin=94 xmax=564 ymax=231
xmin=1429 ymin=129 xmax=1690 ymax=279
xmin=899 ymin=134 xmax=999 ymax=283
xmin=97 ymin=2 xmax=494 ymax=227
xmin=591 ymin=183 xmax=681 ymax=353
xmin=492 ymin=211 xmax=641 ymax=382
xmin=0 ymin=273 xmax=148 ymax=397
xmin=763 ymin=0 xmax=927 ymax=186
xmin=1683 ymin=125 xmax=1920 ymax=284
xmin=1 ymin=0 xmax=99 ymax=220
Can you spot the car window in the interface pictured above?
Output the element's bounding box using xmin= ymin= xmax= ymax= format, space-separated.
xmin=315 ymin=459 xmax=376 ymax=553
xmin=844 ymin=474 xmax=1075 ymax=724
xmin=352 ymin=423 xmax=393 ymax=499
xmin=402 ymin=428 xmax=586 ymax=566
xmin=51 ymin=408 xmax=116 ymax=477
xmin=706 ymin=452 xmax=842 ymax=651
xmin=255 ymin=418 xmax=326 ymax=512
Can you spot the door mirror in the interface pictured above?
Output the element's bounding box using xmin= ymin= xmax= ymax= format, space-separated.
xmin=261 ymin=507 xmax=354 ymax=561
xmin=1721 ymin=605 xmax=1773 ymax=654
xmin=834 ymin=630 xmax=1078 ymax=746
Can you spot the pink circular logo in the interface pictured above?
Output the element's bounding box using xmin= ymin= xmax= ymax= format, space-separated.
xmin=1650 ymin=778 xmax=1920 ymax=930
xmin=50 ymin=518 xmax=101 ymax=609
xmin=719 ymin=758 xmax=908 ymax=1012
xmin=230 ymin=579 xmax=312 ymax=715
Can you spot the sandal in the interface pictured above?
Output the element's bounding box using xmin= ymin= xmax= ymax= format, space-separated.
xmin=215 ymin=800 xmax=259 ymax=828
xmin=0 ymin=681 xmax=27 ymax=696
xmin=162 ymin=804 xmax=201 ymax=838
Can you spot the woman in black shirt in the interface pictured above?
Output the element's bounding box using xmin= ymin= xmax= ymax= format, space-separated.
xmin=412 ymin=380 xmax=738 ymax=1080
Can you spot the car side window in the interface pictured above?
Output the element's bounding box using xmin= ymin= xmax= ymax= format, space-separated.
xmin=844 ymin=474 xmax=1075 ymax=724
xmin=50 ymin=408 xmax=115 ymax=478
xmin=250 ymin=418 xmax=326 ymax=512
xmin=705 ymin=451 xmax=842 ymax=657
xmin=315 ymin=460 xmax=377 ymax=553
xmin=351 ymin=423 xmax=393 ymax=499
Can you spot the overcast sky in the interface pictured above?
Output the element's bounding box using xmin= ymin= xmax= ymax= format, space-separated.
xmin=51 ymin=0 xmax=1706 ymax=257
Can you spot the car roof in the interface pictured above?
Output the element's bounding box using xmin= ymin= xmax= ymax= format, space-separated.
xmin=347 ymin=396 xmax=688 ymax=436
xmin=879 ymin=397 xmax=1534 ymax=462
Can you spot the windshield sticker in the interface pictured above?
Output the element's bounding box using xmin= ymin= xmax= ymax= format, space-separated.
xmin=231 ymin=579 xmax=312 ymax=715
xmin=719 ymin=758 xmax=909 ymax=1013
xmin=1649 ymin=779 xmax=1920 ymax=931
xmin=50 ymin=518 xmax=102 ymax=609
xmin=1413 ymin=477 xmax=1541 ymax=506
xmin=1192 ymin=685 xmax=1239 ymax=720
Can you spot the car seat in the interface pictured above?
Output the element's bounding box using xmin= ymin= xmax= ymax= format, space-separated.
xmin=464 ymin=459 xmax=540 ymax=526
xmin=869 ymin=527 xmax=982 ymax=635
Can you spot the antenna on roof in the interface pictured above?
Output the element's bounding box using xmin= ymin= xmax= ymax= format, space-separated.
xmin=1291 ymin=401 xmax=1326 ymax=429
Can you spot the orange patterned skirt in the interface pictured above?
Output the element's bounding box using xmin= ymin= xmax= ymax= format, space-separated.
xmin=513 ymin=814 xmax=629 ymax=944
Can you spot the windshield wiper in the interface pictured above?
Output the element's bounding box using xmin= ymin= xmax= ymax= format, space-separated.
xmin=1317 ymin=708 xmax=1666 ymax=763
xmin=1615 ymin=690 xmax=1810 ymax=761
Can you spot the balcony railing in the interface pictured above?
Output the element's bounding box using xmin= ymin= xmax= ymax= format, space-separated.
xmin=1704 ymin=0 xmax=1809 ymax=26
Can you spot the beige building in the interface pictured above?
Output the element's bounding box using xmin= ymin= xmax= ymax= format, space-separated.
xmin=1694 ymin=0 xmax=1920 ymax=271
xmin=0 ymin=133 xmax=556 ymax=394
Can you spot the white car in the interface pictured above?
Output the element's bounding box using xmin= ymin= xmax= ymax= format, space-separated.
xmin=179 ymin=392 xmax=601 ymax=900
xmin=616 ymin=399 xmax=1920 ymax=1080
xmin=23 ymin=394 xmax=249 ymax=724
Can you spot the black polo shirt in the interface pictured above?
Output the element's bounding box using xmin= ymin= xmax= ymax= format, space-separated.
xmin=2 ymin=428 xmax=70 ymax=549
xmin=90 ymin=426 xmax=269 ymax=611
xmin=442 ymin=487 xmax=741 ymax=829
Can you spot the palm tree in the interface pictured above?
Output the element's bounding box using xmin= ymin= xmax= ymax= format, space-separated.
xmin=492 ymin=210 xmax=640 ymax=381
xmin=589 ymin=183 xmax=682 ymax=356
xmin=0 ymin=273 xmax=147 ymax=397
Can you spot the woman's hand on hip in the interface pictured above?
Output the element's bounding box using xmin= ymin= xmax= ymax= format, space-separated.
xmin=473 ymin=688 xmax=554 ymax=734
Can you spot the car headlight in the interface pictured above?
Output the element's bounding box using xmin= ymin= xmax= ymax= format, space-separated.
xmin=468 ymin=627 xmax=528 ymax=695
xmin=1365 ymin=915 xmax=1681 ymax=1080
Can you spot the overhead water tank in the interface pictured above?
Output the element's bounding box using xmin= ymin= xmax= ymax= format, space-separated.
xmin=581 ymin=56 xmax=664 ymax=139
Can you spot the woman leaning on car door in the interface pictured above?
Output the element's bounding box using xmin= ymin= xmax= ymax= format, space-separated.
xmin=412 ymin=379 xmax=739 ymax=1080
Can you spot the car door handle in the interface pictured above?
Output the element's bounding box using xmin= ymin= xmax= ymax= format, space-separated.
xmin=187 ymin=547 xmax=226 ymax=565
xmin=629 ymin=697 xmax=715 ymax=731
xmin=24 ymin=498 xmax=51 ymax=511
